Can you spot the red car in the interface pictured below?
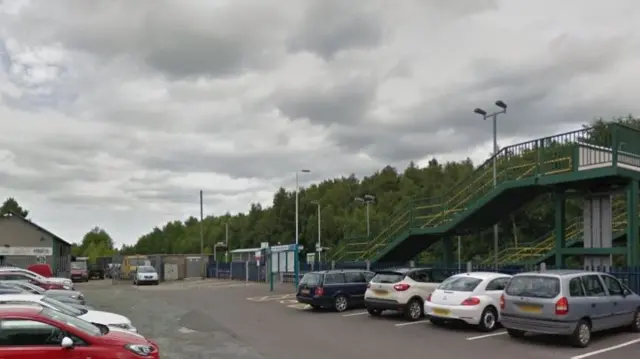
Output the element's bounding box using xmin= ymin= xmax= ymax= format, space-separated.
xmin=0 ymin=305 xmax=160 ymax=358
xmin=0 ymin=272 xmax=68 ymax=290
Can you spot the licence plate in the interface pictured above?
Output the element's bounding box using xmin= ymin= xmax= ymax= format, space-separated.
xmin=518 ymin=304 xmax=542 ymax=313
xmin=301 ymin=289 xmax=310 ymax=295
xmin=372 ymin=289 xmax=387 ymax=295
xmin=145 ymin=276 xmax=152 ymax=279
xmin=432 ymin=308 xmax=450 ymax=316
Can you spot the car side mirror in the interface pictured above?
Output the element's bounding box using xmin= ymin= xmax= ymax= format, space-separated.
xmin=623 ymin=289 xmax=631 ymax=297
xmin=61 ymin=337 xmax=74 ymax=349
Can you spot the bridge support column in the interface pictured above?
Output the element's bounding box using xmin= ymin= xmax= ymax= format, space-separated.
xmin=583 ymin=194 xmax=613 ymax=270
xmin=442 ymin=237 xmax=453 ymax=269
xmin=554 ymin=190 xmax=566 ymax=268
xmin=627 ymin=180 xmax=638 ymax=266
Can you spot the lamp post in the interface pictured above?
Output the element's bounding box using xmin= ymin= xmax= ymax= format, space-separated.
xmin=311 ymin=200 xmax=321 ymax=265
xmin=224 ymin=222 xmax=229 ymax=262
xmin=199 ymin=190 xmax=204 ymax=279
xmin=473 ymin=100 xmax=507 ymax=270
xmin=355 ymin=194 xmax=376 ymax=237
xmin=295 ymin=169 xmax=311 ymax=288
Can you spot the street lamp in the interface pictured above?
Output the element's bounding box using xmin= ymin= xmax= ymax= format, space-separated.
xmin=295 ymin=169 xmax=311 ymax=288
xmin=473 ymin=100 xmax=507 ymax=270
xmin=310 ymin=200 xmax=322 ymax=265
xmin=224 ymin=222 xmax=229 ymax=262
xmin=355 ymin=194 xmax=376 ymax=237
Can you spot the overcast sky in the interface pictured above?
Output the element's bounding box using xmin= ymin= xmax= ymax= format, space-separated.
xmin=0 ymin=0 xmax=638 ymax=246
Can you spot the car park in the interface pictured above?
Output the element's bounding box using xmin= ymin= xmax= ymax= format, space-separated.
xmin=0 ymin=294 xmax=137 ymax=333
xmin=0 ymin=268 xmax=73 ymax=290
xmin=133 ymin=265 xmax=159 ymax=285
xmin=0 ymin=304 xmax=159 ymax=358
xmin=424 ymin=271 xmax=512 ymax=331
xmin=500 ymin=269 xmax=640 ymax=347
xmin=365 ymin=267 xmax=450 ymax=320
xmin=296 ymin=269 xmax=374 ymax=312
xmin=1 ymin=281 xmax=85 ymax=305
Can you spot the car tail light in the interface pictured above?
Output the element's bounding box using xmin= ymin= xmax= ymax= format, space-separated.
xmin=460 ymin=297 xmax=481 ymax=306
xmin=315 ymin=287 xmax=324 ymax=296
xmin=555 ymin=297 xmax=569 ymax=315
xmin=500 ymin=294 xmax=505 ymax=310
xmin=393 ymin=283 xmax=410 ymax=291
xmin=426 ymin=293 xmax=432 ymax=302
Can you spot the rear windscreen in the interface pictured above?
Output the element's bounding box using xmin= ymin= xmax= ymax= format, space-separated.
xmin=505 ymin=275 xmax=560 ymax=298
xmin=300 ymin=273 xmax=321 ymax=286
xmin=437 ymin=276 xmax=482 ymax=292
xmin=371 ymin=272 xmax=405 ymax=284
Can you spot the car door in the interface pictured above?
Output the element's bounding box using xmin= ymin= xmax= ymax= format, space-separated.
xmin=600 ymin=274 xmax=634 ymax=327
xmin=579 ymin=275 xmax=611 ymax=331
xmin=344 ymin=271 xmax=368 ymax=305
xmin=407 ymin=270 xmax=434 ymax=299
xmin=0 ymin=319 xmax=69 ymax=359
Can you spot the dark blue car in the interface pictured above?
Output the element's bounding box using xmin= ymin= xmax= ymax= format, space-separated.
xmin=296 ymin=269 xmax=374 ymax=312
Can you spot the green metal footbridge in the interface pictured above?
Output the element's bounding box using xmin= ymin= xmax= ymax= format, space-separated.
xmin=330 ymin=123 xmax=640 ymax=267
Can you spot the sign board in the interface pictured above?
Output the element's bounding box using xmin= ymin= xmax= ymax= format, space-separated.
xmin=270 ymin=244 xmax=304 ymax=253
xmin=260 ymin=242 xmax=269 ymax=249
xmin=255 ymin=251 xmax=262 ymax=267
xmin=306 ymin=253 xmax=315 ymax=262
xmin=0 ymin=247 xmax=52 ymax=256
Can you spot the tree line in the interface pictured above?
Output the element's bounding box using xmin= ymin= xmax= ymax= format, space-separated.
xmin=3 ymin=115 xmax=638 ymax=263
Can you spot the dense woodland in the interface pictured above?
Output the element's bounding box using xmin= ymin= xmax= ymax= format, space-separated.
xmin=3 ymin=116 xmax=639 ymax=263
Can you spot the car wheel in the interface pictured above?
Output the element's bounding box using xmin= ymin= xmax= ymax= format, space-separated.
xmin=333 ymin=295 xmax=348 ymax=312
xmin=629 ymin=309 xmax=640 ymax=332
xmin=429 ymin=317 xmax=446 ymax=326
xmin=367 ymin=307 xmax=382 ymax=316
xmin=570 ymin=319 xmax=591 ymax=348
xmin=404 ymin=299 xmax=423 ymax=321
xmin=478 ymin=306 xmax=498 ymax=332
xmin=507 ymin=328 xmax=525 ymax=338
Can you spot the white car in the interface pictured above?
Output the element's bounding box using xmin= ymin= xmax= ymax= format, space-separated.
xmin=133 ymin=265 xmax=159 ymax=285
xmin=424 ymin=271 xmax=512 ymax=331
xmin=364 ymin=268 xmax=450 ymax=321
xmin=0 ymin=294 xmax=137 ymax=332
xmin=0 ymin=267 xmax=73 ymax=289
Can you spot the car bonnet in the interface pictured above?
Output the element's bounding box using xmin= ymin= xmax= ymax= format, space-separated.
xmin=79 ymin=310 xmax=131 ymax=325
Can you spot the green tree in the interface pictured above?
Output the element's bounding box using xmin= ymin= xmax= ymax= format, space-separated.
xmin=0 ymin=197 xmax=29 ymax=218
xmin=76 ymin=227 xmax=116 ymax=261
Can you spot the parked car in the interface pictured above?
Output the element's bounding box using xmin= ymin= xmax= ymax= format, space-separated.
xmin=0 ymin=294 xmax=137 ymax=333
xmin=364 ymin=267 xmax=450 ymax=320
xmin=0 ymin=304 xmax=159 ymax=358
xmin=1 ymin=280 xmax=85 ymax=305
xmin=424 ymin=272 xmax=512 ymax=331
xmin=70 ymin=261 xmax=89 ymax=282
xmin=500 ymin=270 xmax=640 ymax=347
xmin=0 ymin=284 xmax=23 ymax=295
xmin=26 ymin=264 xmax=54 ymax=277
xmin=0 ymin=267 xmax=73 ymax=289
xmin=296 ymin=269 xmax=374 ymax=312
xmin=89 ymin=263 xmax=106 ymax=279
xmin=133 ymin=265 xmax=159 ymax=285
xmin=0 ymin=271 xmax=71 ymax=291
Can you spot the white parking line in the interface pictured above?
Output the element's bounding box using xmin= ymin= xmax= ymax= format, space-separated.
xmin=466 ymin=331 xmax=507 ymax=340
xmin=570 ymin=338 xmax=640 ymax=359
xmin=342 ymin=311 xmax=368 ymax=317
xmin=395 ymin=320 xmax=430 ymax=327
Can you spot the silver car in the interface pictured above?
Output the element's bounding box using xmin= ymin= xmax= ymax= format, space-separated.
xmin=500 ymin=270 xmax=640 ymax=347
xmin=1 ymin=281 xmax=85 ymax=305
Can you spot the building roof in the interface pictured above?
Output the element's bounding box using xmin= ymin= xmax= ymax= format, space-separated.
xmin=1 ymin=212 xmax=71 ymax=247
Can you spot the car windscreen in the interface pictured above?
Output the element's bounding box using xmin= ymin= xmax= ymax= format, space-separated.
xmin=40 ymin=307 xmax=102 ymax=336
xmin=371 ymin=272 xmax=405 ymax=284
xmin=41 ymin=296 xmax=83 ymax=316
xmin=137 ymin=266 xmax=155 ymax=273
xmin=437 ymin=276 xmax=483 ymax=292
xmin=299 ymin=273 xmax=320 ymax=286
xmin=71 ymin=262 xmax=87 ymax=270
xmin=504 ymin=275 xmax=560 ymax=299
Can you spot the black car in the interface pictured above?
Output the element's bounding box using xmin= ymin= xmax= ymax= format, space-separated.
xmin=296 ymin=269 xmax=374 ymax=312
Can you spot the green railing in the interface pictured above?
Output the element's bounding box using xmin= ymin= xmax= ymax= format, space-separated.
xmin=333 ymin=123 xmax=640 ymax=262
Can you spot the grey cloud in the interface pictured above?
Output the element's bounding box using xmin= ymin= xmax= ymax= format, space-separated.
xmin=287 ymin=0 xmax=383 ymax=60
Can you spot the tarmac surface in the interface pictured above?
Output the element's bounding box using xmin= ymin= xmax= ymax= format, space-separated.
xmin=77 ymin=279 xmax=640 ymax=359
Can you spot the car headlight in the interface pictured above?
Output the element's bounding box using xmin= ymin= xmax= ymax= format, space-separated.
xmin=63 ymin=285 xmax=72 ymax=290
xmin=125 ymin=344 xmax=154 ymax=356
